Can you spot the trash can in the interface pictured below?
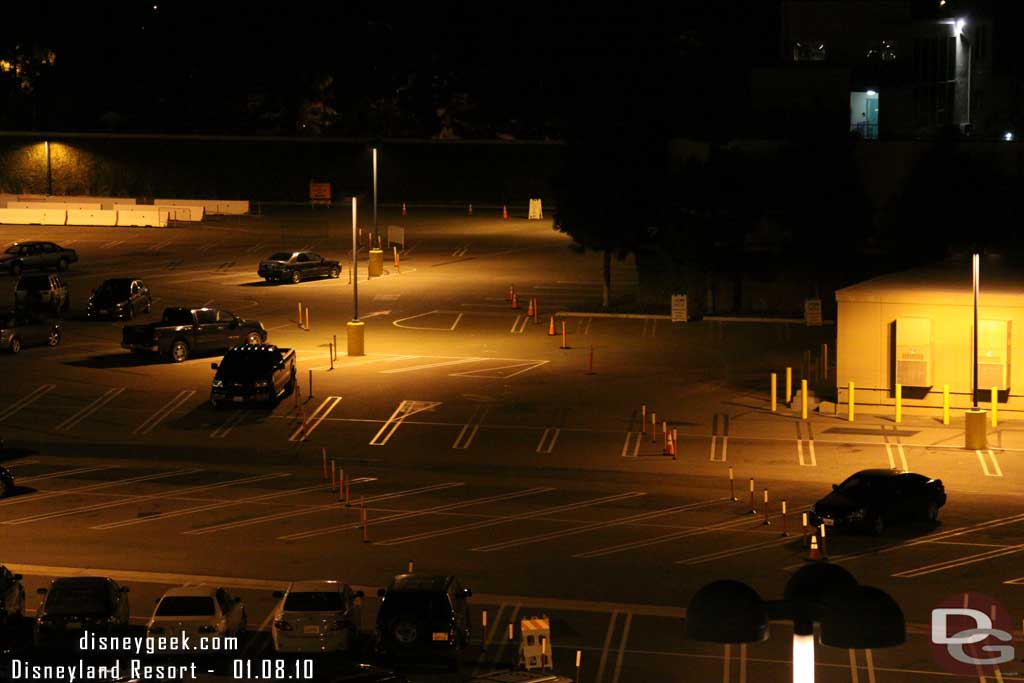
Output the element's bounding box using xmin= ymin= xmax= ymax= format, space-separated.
xmin=368 ymin=249 xmax=384 ymax=277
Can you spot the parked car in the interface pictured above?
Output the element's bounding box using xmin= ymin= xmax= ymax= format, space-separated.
xmin=14 ymin=273 xmax=69 ymax=315
xmin=0 ymin=565 xmax=25 ymax=625
xmin=271 ymin=580 xmax=363 ymax=654
xmin=0 ymin=241 xmax=78 ymax=275
xmin=812 ymin=469 xmax=947 ymax=535
xmin=88 ymin=278 xmax=152 ymax=320
xmin=375 ymin=574 xmax=471 ymax=671
xmin=122 ymin=307 xmax=266 ymax=363
xmin=0 ymin=311 xmax=61 ymax=353
xmin=0 ymin=465 xmax=13 ymax=497
xmin=259 ymin=251 xmax=342 ymax=284
xmin=211 ymin=344 xmax=296 ymax=408
xmin=34 ymin=577 xmax=130 ymax=648
xmin=147 ymin=585 xmax=247 ymax=647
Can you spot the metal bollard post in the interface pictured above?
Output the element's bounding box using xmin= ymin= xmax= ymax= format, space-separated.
xmin=770 ymin=373 xmax=777 ymax=412
xmin=895 ymin=383 xmax=902 ymax=424
xmin=481 ymin=610 xmax=488 ymax=652
xmin=308 ymin=369 xmax=313 ymax=398
xmin=801 ymin=379 xmax=808 ymax=420
xmin=321 ymin=448 xmax=328 ymax=480
xmin=408 ymin=561 xmax=414 ymax=573
xmin=728 ymin=466 xmax=736 ymax=501
xmin=651 ymin=413 xmax=657 ymax=443
xmin=672 ymin=428 xmax=678 ymax=459
xmin=992 ymin=386 xmax=999 ymax=427
xmin=333 ymin=334 xmax=337 ymax=361
xmin=361 ymin=501 xmax=368 ymax=543
xmin=330 ymin=460 xmax=336 ymax=490
xmin=802 ymin=512 xmax=809 ymax=545
xmin=848 ymin=381 xmax=855 ymax=422
xmin=781 ymin=500 xmax=789 ymax=536
xmin=641 ymin=404 xmax=647 ymax=435
xmin=575 ymin=650 xmax=582 ymax=683
xmin=338 ymin=469 xmax=345 ymax=502
xmin=297 ymin=302 xmax=302 ymax=328
xmin=329 ymin=342 xmax=334 ymax=370
xmin=786 ymin=367 xmax=793 ymax=406
xmin=305 ymin=307 xmax=310 ymax=331
xmin=819 ymin=524 xmax=828 ymax=557
xmin=748 ymin=478 xmax=756 ymax=514
xmin=942 ymin=384 xmax=950 ymax=425
xmin=762 ymin=489 xmax=770 ymax=526
xmin=345 ymin=475 xmax=351 ymax=506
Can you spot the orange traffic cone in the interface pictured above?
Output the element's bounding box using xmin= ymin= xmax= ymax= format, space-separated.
xmin=808 ymin=535 xmax=823 ymax=561
xmin=502 ymin=205 xmax=509 ymax=220
xmin=526 ymin=297 xmax=535 ymax=317
xmin=512 ymin=292 xmax=519 ymax=309
xmin=548 ymin=316 xmax=556 ymax=336
xmin=401 ymin=202 xmax=407 ymax=217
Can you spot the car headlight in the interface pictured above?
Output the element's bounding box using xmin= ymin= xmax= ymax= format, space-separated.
xmin=848 ymin=508 xmax=867 ymax=520
xmin=254 ymin=380 xmax=269 ymax=388
xmin=212 ymin=380 xmax=224 ymax=389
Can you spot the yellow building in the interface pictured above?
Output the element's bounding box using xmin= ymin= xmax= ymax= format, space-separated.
xmin=837 ymin=256 xmax=1016 ymax=413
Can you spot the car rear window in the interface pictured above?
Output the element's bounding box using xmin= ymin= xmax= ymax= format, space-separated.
xmin=381 ymin=592 xmax=453 ymax=620
xmin=283 ymin=591 xmax=343 ymax=612
xmin=161 ymin=309 xmax=194 ymax=325
xmin=45 ymin=582 xmax=113 ymax=615
xmin=156 ymin=596 xmax=216 ymax=616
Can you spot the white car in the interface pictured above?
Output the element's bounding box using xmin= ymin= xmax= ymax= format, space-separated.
xmin=271 ymin=580 xmax=363 ymax=654
xmin=146 ymin=586 xmax=247 ymax=649
xmin=0 ymin=565 xmax=25 ymax=624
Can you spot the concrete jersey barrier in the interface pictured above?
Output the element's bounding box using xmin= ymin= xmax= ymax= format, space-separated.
xmin=8 ymin=201 xmax=102 ymax=211
xmin=155 ymin=198 xmax=248 ymax=215
xmin=67 ymin=209 xmax=118 ymax=226
xmin=116 ymin=207 xmax=169 ymax=227
xmin=0 ymin=208 xmax=67 ymax=225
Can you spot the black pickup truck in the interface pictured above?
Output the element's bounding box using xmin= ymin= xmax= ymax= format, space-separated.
xmin=210 ymin=344 xmax=296 ymax=408
xmin=122 ymin=307 xmax=267 ymax=363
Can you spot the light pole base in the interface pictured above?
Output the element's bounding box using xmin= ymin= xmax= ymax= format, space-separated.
xmin=347 ymin=321 xmax=365 ymax=356
xmin=965 ymin=409 xmax=987 ymax=450
xmin=368 ymin=249 xmax=384 ymax=277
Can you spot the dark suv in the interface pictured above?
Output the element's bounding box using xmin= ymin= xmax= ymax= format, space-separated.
xmin=34 ymin=577 xmax=130 ymax=648
xmin=375 ymin=574 xmax=471 ymax=671
xmin=14 ymin=274 xmax=69 ymax=315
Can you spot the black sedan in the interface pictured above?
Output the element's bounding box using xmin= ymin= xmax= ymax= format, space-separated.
xmin=0 ymin=241 xmax=78 ymax=275
xmin=258 ymin=251 xmax=342 ymax=284
xmin=88 ymin=278 xmax=152 ymax=320
xmin=0 ymin=311 xmax=61 ymax=353
xmin=34 ymin=577 xmax=130 ymax=648
xmin=812 ymin=469 xmax=946 ymax=535
xmin=0 ymin=465 xmax=12 ymax=497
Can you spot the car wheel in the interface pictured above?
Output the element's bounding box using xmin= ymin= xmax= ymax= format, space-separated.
xmin=290 ymin=270 xmax=301 ymax=284
xmin=170 ymin=340 xmax=189 ymax=363
xmin=47 ymin=328 xmax=60 ymax=347
xmin=329 ymin=265 xmax=340 ymax=278
xmin=9 ymin=337 xmax=21 ymax=354
xmin=871 ymin=514 xmax=885 ymax=536
xmin=245 ymin=332 xmax=262 ymax=345
xmin=283 ymin=372 xmax=296 ymax=398
xmin=926 ymin=502 xmax=939 ymax=522
xmin=10 ymin=262 xmax=21 ymax=276
xmin=56 ymin=258 xmax=68 ymax=272
xmin=390 ymin=615 xmax=421 ymax=650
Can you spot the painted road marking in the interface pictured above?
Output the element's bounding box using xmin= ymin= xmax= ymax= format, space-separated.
xmin=510 ymin=314 xmax=529 ymax=334
xmin=101 ymin=240 xmax=124 ymax=249
xmin=244 ymin=243 xmax=266 ymax=254
xmin=379 ymin=357 xmax=479 ymax=374
xmin=892 ymin=544 xmax=1024 ymax=578
xmin=0 ymin=468 xmax=204 ymax=508
xmin=449 ymin=360 xmax=548 ymax=379
xmin=796 ymin=421 xmax=816 ymax=466
xmin=641 ymin=318 xmax=657 ymax=338
xmin=374 ymin=491 xmax=645 ymax=546
xmin=147 ymin=239 xmax=173 ymax=252
xmin=977 ymin=449 xmax=1003 ymax=477
xmin=536 ymin=428 xmax=560 ymax=454
xmin=452 ymin=405 xmax=489 ymax=450
xmin=611 ymin=612 xmax=632 ymax=683
xmin=676 ymin=536 xmax=794 ymax=565
xmin=369 ymin=400 xmax=441 ymax=445
xmin=0 ymin=384 xmax=55 ymax=423
xmin=288 ymin=396 xmax=342 ymax=442
xmin=53 ymin=388 xmax=125 ymax=432
xmin=709 ymin=413 xmax=728 ymax=462
xmin=184 ymin=482 xmax=464 ymax=536
xmin=17 ymin=465 xmax=118 ymax=484
xmin=2 ymin=472 xmax=289 ymax=525
xmin=472 ymin=499 xmax=727 ymax=552
xmin=392 ymin=310 xmax=463 ymax=331
xmin=451 ymin=245 xmax=469 ymax=257
xmin=620 ymin=432 xmax=642 ymax=458
xmin=89 ymin=479 xmax=377 ymax=530
xmin=595 ymin=610 xmax=619 ymax=683
xmin=885 ymin=443 xmax=908 ymax=470
xmin=278 ymin=487 xmax=555 ymax=541
xmin=133 ymin=390 xmax=194 ymax=435
xmin=211 ymin=409 xmax=250 ymax=439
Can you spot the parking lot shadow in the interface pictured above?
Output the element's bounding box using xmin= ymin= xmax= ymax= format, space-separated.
xmin=63 ymin=352 xmax=166 ymax=369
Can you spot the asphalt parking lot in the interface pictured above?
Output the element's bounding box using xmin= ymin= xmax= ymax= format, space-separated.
xmin=2 ymin=208 xmax=1024 ymax=681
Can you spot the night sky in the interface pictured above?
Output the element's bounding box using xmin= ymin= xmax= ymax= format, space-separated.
xmin=0 ymin=1 xmax=780 ymax=138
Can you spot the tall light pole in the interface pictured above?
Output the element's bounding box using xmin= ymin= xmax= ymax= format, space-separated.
xmin=972 ymin=253 xmax=979 ymax=408
xmin=965 ymin=252 xmax=985 ymax=448
xmin=372 ymin=147 xmax=378 ymax=243
xmin=346 ymin=196 xmax=365 ymax=356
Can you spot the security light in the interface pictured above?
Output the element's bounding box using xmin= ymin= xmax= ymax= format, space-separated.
xmin=1004 ymin=132 xmax=1014 ymax=142
xmin=956 ymin=18 xmax=966 ymax=34
xmin=866 ymin=90 xmax=878 ymax=97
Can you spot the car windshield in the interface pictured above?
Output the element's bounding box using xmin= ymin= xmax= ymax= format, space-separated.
xmin=268 ymin=253 xmax=292 ymax=261
xmin=283 ymin=591 xmax=344 ymax=612
xmin=218 ymin=350 xmax=278 ymax=374
xmin=97 ymin=281 xmax=130 ymax=297
xmin=161 ymin=309 xmax=194 ymax=325
xmin=4 ymin=245 xmax=20 ymax=254
xmin=45 ymin=581 xmax=112 ymax=615
xmin=156 ymin=596 xmax=216 ymax=617
xmin=836 ymin=474 xmax=883 ymax=496
xmin=381 ymin=592 xmax=452 ymax=620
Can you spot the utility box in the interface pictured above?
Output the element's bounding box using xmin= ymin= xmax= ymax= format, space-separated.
xmin=518 ymin=616 xmax=551 ymax=671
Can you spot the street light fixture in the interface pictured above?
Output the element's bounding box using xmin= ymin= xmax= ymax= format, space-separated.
xmin=685 ymin=564 xmax=905 ymax=683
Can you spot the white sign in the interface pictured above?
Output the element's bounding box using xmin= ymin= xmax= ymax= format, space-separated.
xmin=804 ymin=298 xmax=823 ymax=326
xmin=528 ymin=198 xmax=544 ymax=220
xmin=671 ymin=294 xmax=688 ymax=323
xmin=386 ymin=225 xmax=405 ymax=248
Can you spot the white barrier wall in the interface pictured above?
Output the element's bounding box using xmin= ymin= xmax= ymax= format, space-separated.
xmin=155 ymin=198 xmax=248 ymax=215
xmin=8 ymin=201 xmax=102 ymax=211
xmin=14 ymin=196 xmax=136 ymax=210
xmin=67 ymin=209 xmax=118 ymax=226
xmin=116 ymin=208 xmax=169 ymax=227
xmin=0 ymin=208 xmax=67 ymax=225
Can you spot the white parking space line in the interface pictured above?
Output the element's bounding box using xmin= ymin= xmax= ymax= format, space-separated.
xmin=101 ymin=240 xmax=124 ymax=249
xmin=133 ymin=390 xmax=195 ymax=435
xmin=53 ymin=387 xmax=125 ymax=432
xmin=279 ymin=487 xmax=554 ymax=541
xmin=675 ymin=536 xmax=794 ymax=565
xmin=892 ymin=544 xmax=1024 ymax=578
xmin=450 ymin=360 xmax=548 ymax=379
xmin=392 ymin=310 xmax=464 ymax=331
xmin=212 ymin=409 xmax=250 ymax=439
xmin=510 ymin=314 xmax=529 ymax=334
xmin=17 ymin=465 xmax=118 ymax=484
xmin=536 ymin=428 xmax=560 ymax=454
xmin=977 ymin=449 xmax=1003 ymax=477
xmin=620 ymin=432 xmax=642 ymax=458
xmin=885 ymin=443 xmax=908 ymax=470
xmin=369 ymin=400 xmax=442 ymax=445
xmin=374 ymin=491 xmax=645 ymax=546
xmin=709 ymin=413 xmax=729 ymax=462
xmin=797 ymin=439 xmax=817 ymax=467
xmin=3 ymin=472 xmax=288 ymax=525
xmin=0 ymin=384 xmax=55 ymax=423
xmin=595 ymin=611 xmax=619 ymax=683
xmin=244 ymin=243 xmax=266 ymax=254
xmin=288 ymin=396 xmax=343 ymax=442
xmin=472 ymin=499 xmax=726 ymax=552
xmin=184 ymin=482 xmax=464 ymax=536
xmin=379 ymin=357 xmax=479 ymax=374
xmin=452 ymin=405 xmax=490 ymax=450
xmin=0 ymin=468 xmax=203 ymax=508
xmin=611 ymin=612 xmax=633 ymax=683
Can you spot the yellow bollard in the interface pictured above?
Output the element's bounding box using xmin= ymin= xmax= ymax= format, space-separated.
xmin=785 ymin=367 xmax=792 ymax=406
xmin=942 ymin=384 xmax=950 ymax=425
xmin=895 ymin=383 xmax=902 ymax=424
xmin=297 ymin=302 xmax=302 ymax=328
xmin=992 ymin=387 xmax=999 ymax=427
xmin=801 ymin=379 xmax=808 ymax=420
xmin=305 ymin=307 xmax=310 ymax=331
xmin=848 ymin=381 xmax=855 ymax=422
xmin=770 ymin=373 xmax=777 ymax=412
